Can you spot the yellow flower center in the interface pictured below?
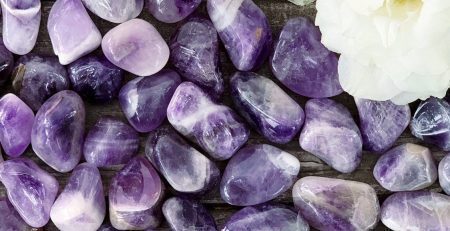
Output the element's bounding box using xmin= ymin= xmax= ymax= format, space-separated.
xmin=385 ymin=0 xmax=423 ymax=19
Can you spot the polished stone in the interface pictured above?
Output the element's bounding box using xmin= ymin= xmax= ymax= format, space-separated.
xmin=147 ymin=0 xmax=201 ymax=23
xmin=82 ymin=0 xmax=143 ymax=23
xmin=439 ymin=154 xmax=450 ymax=195
xmin=0 ymin=197 xmax=32 ymax=230
xmin=0 ymin=39 xmax=13 ymax=87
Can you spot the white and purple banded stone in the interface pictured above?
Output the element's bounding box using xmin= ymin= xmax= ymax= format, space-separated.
xmin=439 ymin=154 xmax=450 ymax=195
xmin=147 ymin=0 xmax=201 ymax=23
xmin=81 ymin=0 xmax=143 ymax=23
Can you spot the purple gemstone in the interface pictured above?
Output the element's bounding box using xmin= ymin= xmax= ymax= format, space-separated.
xmin=102 ymin=19 xmax=169 ymax=76
xmin=81 ymin=0 xmax=143 ymax=23
xmin=50 ymin=163 xmax=105 ymax=230
xmin=0 ymin=158 xmax=59 ymax=228
xmin=170 ymin=16 xmax=223 ymax=96
xmin=270 ymin=17 xmax=341 ymax=98
xmin=221 ymin=144 xmax=300 ymax=206
xmin=119 ymin=69 xmax=181 ymax=133
xmin=147 ymin=0 xmax=201 ymax=23
xmin=109 ymin=156 xmax=164 ymax=230
xmin=84 ymin=117 xmax=139 ymax=167
xmin=145 ymin=126 xmax=220 ymax=194
xmin=224 ymin=204 xmax=309 ymax=231
xmin=299 ymin=98 xmax=362 ymax=173
xmin=230 ymin=72 xmax=304 ymax=144
xmin=162 ymin=197 xmax=217 ymax=231
xmin=68 ymin=54 xmax=124 ymax=103
xmin=439 ymin=154 xmax=450 ymax=195
xmin=355 ymin=98 xmax=410 ymax=153
xmin=381 ymin=191 xmax=450 ymax=230
xmin=293 ymin=176 xmax=380 ymax=231
xmin=0 ymin=94 xmax=34 ymax=157
xmin=12 ymin=54 xmax=70 ymax=111
xmin=0 ymin=39 xmax=13 ymax=86
xmin=207 ymin=0 xmax=272 ymax=71
xmin=167 ymin=82 xmax=249 ymax=160
xmin=0 ymin=197 xmax=32 ymax=230
xmin=31 ymin=90 xmax=85 ymax=172
xmin=98 ymin=223 xmax=119 ymax=231
xmin=48 ymin=0 xmax=102 ymax=64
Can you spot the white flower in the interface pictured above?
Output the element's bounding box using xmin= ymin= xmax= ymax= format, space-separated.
xmin=315 ymin=0 xmax=450 ymax=104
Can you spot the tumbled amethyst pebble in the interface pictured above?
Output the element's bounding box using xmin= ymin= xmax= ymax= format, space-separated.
xmin=0 ymin=197 xmax=32 ymax=230
xmin=170 ymin=16 xmax=223 ymax=96
xmin=439 ymin=154 xmax=450 ymax=195
xmin=147 ymin=0 xmax=201 ymax=23
xmin=98 ymin=223 xmax=119 ymax=231
xmin=163 ymin=197 xmax=217 ymax=231
xmin=119 ymin=69 xmax=181 ymax=133
xmin=0 ymin=39 xmax=13 ymax=86
xmin=230 ymin=72 xmax=304 ymax=144
xmin=31 ymin=90 xmax=85 ymax=172
xmin=81 ymin=0 xmax=143 ymax=23
xmin=0 ymin=158 xmax=59 ymax=228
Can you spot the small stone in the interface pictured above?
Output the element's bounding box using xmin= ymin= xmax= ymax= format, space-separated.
xmin=373 ymin=143 xmax=437 ymax=191
xmin=98 ymin=223 xmax=119 ymax=231
xmin=109 ymin=156 xmax=164 ymax=230
xmin=0 ymin=158 xmax=59 ymax=228
xmin=355 ymin=98 xmax=410 ymax=153
xmin=81 ymin=0 xmax=143 ymax=23
xmin=50 ymin=163 xmax=105 ymax=231
xmin=102 ymin=19 xmax=169 ymax=76
xmin=0 ymin=39 xmax=13 ymax=87
xmin=69 ymin=54 xmax=124 ymax=103
xmin=230 ymin=72 xmax=304 ymax=144
xmin=162 ymin=197 xmax=217 ymax=231
xmin=48 ymin=0 xmax=102 ymax=64
xmin=0 ymin=197 xmax=32 ymax=230
xmin=31 ymin=90 xmax=85 ymax=172
xmin=167 ymin=82 xmax=249 ymax=160
xmin=221 ymin=144 xmax=300 ymax=206
xmin=293 ymin=176 xmax=380 ymax=231
xmin=381 ymin=191 xmax=450 ymax=231
xmin=84 ymin=117 xmax=139 ymax=167
xmin=271 ymin=17 xmax=341 ymax=98
xmin=439 ymin=154 xmax=450 ymax=195
xmin=0 ymin=0 xmax=41 ymax=55
xmin=287 ymin=0 xmax=314 ymax=6
xmin=299 ymin=98 xmax=362 ymax=173
xmin=147 ymin=0 xmax=201 ymax=23
xmin=170 ymin=16 xmax=223 ymax=96
xmin=145 ymin=126 xmax=220 ymax=194
xmin=12 ymin=54 xmax=70 ymax=111
xmin=119 ymin=69 xmax=181 ymax=133
xmin=0 ymin=94 xmax=34 ymax=157
xmin=207 ymin=0 xmax=272 ymax=71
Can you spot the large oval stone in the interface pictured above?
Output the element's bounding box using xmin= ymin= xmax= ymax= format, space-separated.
xmin=81 ymin=0 xmax=143 ymax=23
xmin=147 ymin=0 xmax=201 ymax=23
xmin=439 ymin=154 xmax=450 ymax=195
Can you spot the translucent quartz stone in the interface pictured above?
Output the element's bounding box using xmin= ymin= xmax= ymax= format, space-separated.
xmin=81 ymin=0 xmax=143 ymax=23
xmin=147 ymin=0 xmax=201 ymax=23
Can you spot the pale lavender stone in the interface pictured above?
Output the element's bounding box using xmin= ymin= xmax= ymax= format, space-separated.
xmin=221 ymin=144 xmax=300 ymax=206
xmin=373 ymin=143 xmax=437 ymax=191
xmin=381 ymin=191 xmax=450 ymax=231
xmin=147 ymin=0 xmax=201 ymax=23
xmin=439 ymin=154 xmax=450 ymax=195
xmin=167 ymin=82 xmax=249 ymax=160
xmin=230 ymin=72 xmax=304 ymax=144
xmin=81 ymin=0 xmax=143 ymax=23
xmin=119 ymin=69 xmax=181 ymax=133
xmin=207 ymin=0 xmax=272 ymax=71
xmin=0 ymin=197 xmax=32 ymax=230
xmin=109 ymin=156 xmax=164 ymax=230
xmin=0 ymin=0 xmax=41 ymax=55
xmin=0 ymin=158 xmax=59 ymax=228
xmin=145 ymin=126 xmax=220 ymax=194
xmin=0 ymin=94 xmax=34 ymax=157
xmin=31 ymin=90 xmax=85 ymax=172
xmin=48 ymin=0 xmax=102 ymax=64
xmin=50 ymin=163 xmax=105 ymax=231
xmin=0 ymin=39 xmax=14 ymax=87
xmin=299 ymin=98 xmax=362 ymax=173
xmin=355 ymin=98 xmax=410 ymax=153
xmin=293 ymin=176 xmax=380 ymax=231
xmin=102 ymin=19 xmax=169 ymax=76
xmin=84 ymin=117 xmax=139 ymax=167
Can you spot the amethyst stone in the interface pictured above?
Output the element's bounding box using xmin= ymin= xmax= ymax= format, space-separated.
xmin=12 ymin=54 xmax=70 ymax=111
xmin=270 ymin=17 xmax=341 ymax=98
xmin=293 ymin=176 xmax=380 ymax=231
xmin=439 ymin=154 xmax=450 ymax=195
xmin=170 ymin=16 xmax=223 ymax=96
xmin=373 ymin=143 xmax=437 ymax=191
xmin=223 ymin=204 xmax=309 ymax=231
xmin=221 ymin=144 xmax=300 ymax=206
xmin=230 ymin=72 xmax=304 ymax=144
xmin=0 ymin=39 xmax=13 ymax=86
xmin=81 ymin=0 xmax=143 ymax=23
xmin=0 ymin=94 xmax=34 ymax=157
xmin=167 ymin=82 xmax=249 ymax=160
xmin=0 ymin=197 xmax=32 ymax=230
xmin=381 ymin=191 xmax=450 ymax=230
xmin=68 ymin=54 xmax=124 ymax=103
xmin=119 ymin=69 xmax=181 ymax=133
xmin=0 ymin=158 xmax=59 ymax=228
xmin=31 ymin=90 xmax=85 ymax=172
xmin=109 ymin=156 xmax=164 ymax=230
xmin=207 ymin=0 xmax=272 ymax=71
xmin=147 ymin=0 xmax=201 ymax=23
xmin=50 ymin=163 xmax=105 ymax=231
xmin=162 ymin=197 xmax=217 ymax=231
xmin=98 ymin=223 xmax=119 ymax=231
xmin=84 ymin=117 xmax=139 ymax=167
xmin=299 ymin=98 xmax=362 ymax=173
xmin=355 ymin=98 xmax=410 ymax=153
xmin=145 ymin=126 xmax=220 ymax=194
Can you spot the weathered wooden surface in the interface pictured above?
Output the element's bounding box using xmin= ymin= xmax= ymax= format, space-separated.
xmin=0 ymin=1 xmax=444 ymax=230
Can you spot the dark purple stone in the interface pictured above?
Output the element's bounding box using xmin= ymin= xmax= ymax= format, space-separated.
xmin=0 ymin=197 xmax=32 ymax=230
xmin=439 ymin=154 xmax=450 ymax=195
xmin=0 ymin=39 xmax=13 ymax=87
xmin=147 ymin=0 xmax=201 ymax=23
